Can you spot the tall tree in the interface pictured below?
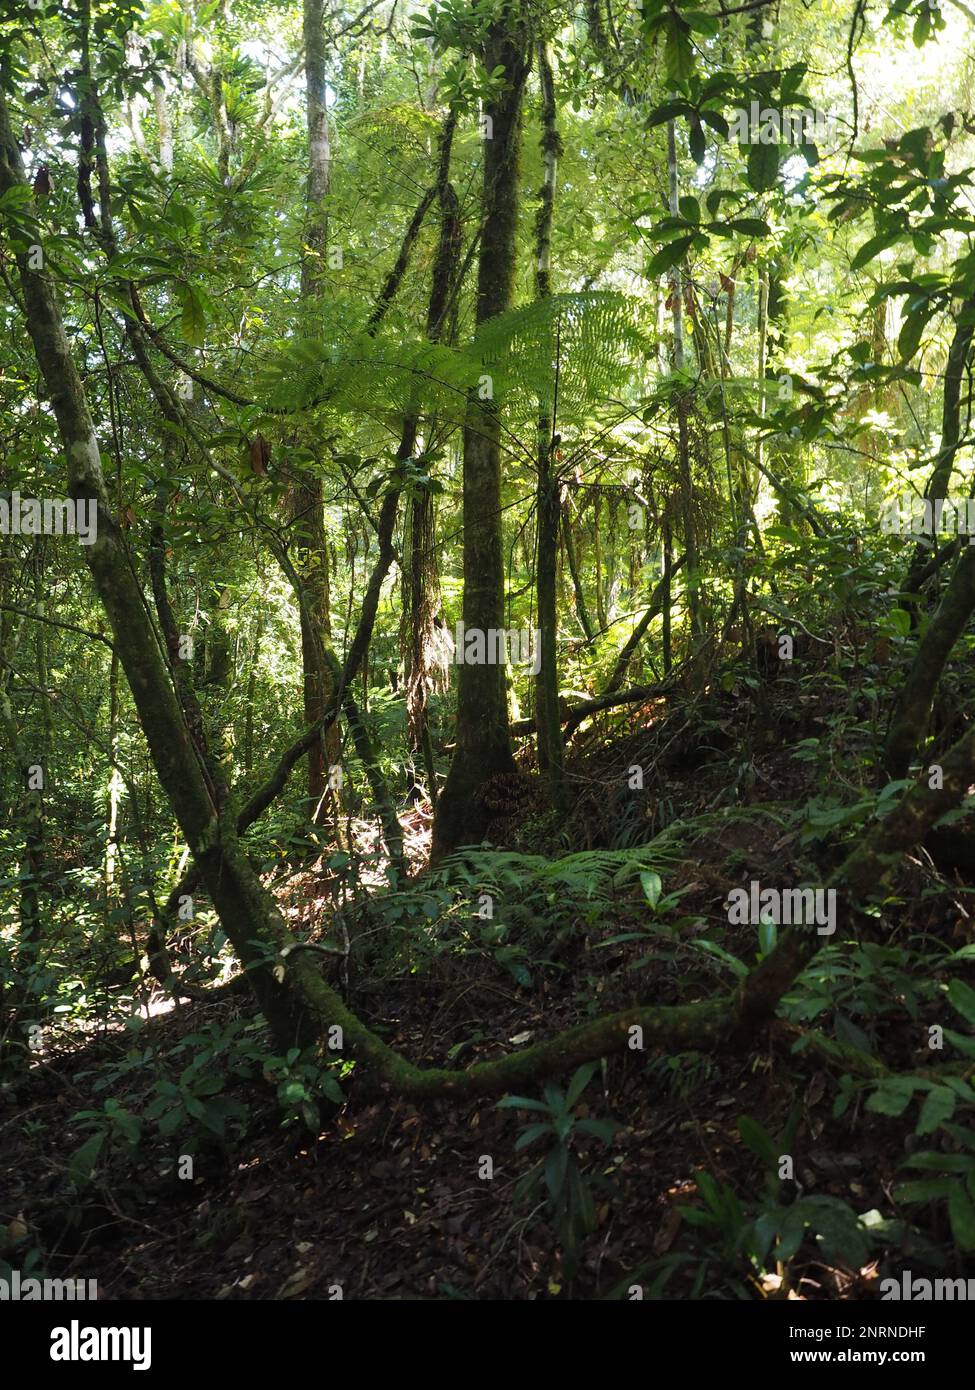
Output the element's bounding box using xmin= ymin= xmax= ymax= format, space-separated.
xmin=431 ymin=5 xmax=532 ymax=858
xmin=290 ymin=0 xmax=341 ymax=824
xmin=532 ymin=43 xmax=566 ymax=811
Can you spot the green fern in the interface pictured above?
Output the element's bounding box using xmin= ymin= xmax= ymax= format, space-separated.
xmin=468 ymin=291 xmax=649 ymax=422
xmin=256 ymin=292 xmax=649 ymax=428
xmin=432 ymin=843 xmax=678 ymax=901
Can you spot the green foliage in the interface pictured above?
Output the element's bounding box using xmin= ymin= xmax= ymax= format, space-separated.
xmin=682 ymin=1114 xmax=876 ymax=1282
xmin=261 ymin=1048 xmax=345 ymax=1132
xmin=827 ymin=984 xmax=975 ymax=1252
xmin=784 ymin=944 xmax=940 ymax=1054
xmin=498 ymin=1062 xmax=618 ymax=1281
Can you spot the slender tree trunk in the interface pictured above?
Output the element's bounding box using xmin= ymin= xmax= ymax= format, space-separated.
xmin=0 ymin=94 xmax=308 ymax=1047
xmin=755 ymin=265 xmax=768 ymax=481
xmin=561 ymin=499 xmax=594 ymax=640
xmin=292 ymin=0 xmax=340 ymax=821
xmin=605 ymin=555 xmax=686 ymax=693
xmin=885 ymin=544 xmax=975 ymax=778
xmin=289 ymin=480 xmax=339 ymax=820
xmin=666 ymin=119 xmax=701 ymax=649
xmin=302 ymin=0 xmax=331 ymax=299
xmin=105 ymin=650 xmax=122 ymax=894
xmin=403 ymin=110 xmax=460 ymax=806
xmin=902 ymin=293 xmax=975 ymax=601
xmin=243 ymin=606 xmax=265 ymax=776
xmin=533 ymin=44 xmax=566 ymax=809
xmin=0 ymin=668 xmax=43 ymax=1000
xmin=661 ymin=520 xmax=673 ymax=674
xmin=432 ymin=10 xmax=531 ymax=859
xmin=153 ymin=79 xmax=174 ymax=172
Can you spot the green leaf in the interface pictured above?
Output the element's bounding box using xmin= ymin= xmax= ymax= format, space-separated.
xmin=648 ymin=236 xmax=694 ymax=276
xmin=725 ymin=217 xmax=771 ymax=237
xmin=680 ymin=1204 xmax=718 ymax=1229
xmin=193 ymin=1075 xmax=224 ymax=1097
xmin=851 ymin=231 xmax=900 ymax=271
xmin=645 ymin=100 xmax=694 ymax=128
xmin=70 ymin=1131 xmax=106 ymax=1186
xmin=695 ymin=939 xmax=749 ymax=978
xmin=577 ymin=1117 xmax=619 ymax=1143
xmin=177 ymin=281 xmax=208 ymax=346
xmin=886 ymin=607 xmax=912 ymax=638
xmin=948 ymin=979 xmax=975 ymax=1027
xmin=948 ymin=1181 xmax=975 ymax=1251
xmin=497 ymin=1095 xmax=550 ymax=1113
xmin=515 ymin=1123 xmax=552 ymax=1151
xmin=663 ymin=18 xmax=694 ymax=83
xmin=565 ymin=1061 xmax=599 ymax=1110
xmin=894 ymin=1178 xmax=956 ymax=1203
xmin=545 ymin=1143 xmax=569 ymax=1199
xmin=684 ymin=11 xmax=720 ymax=36
xmin=158 ymin=1106 xmax=184 ymax=1137
xmin=688 ymin=120 xmax=706 ymax=164
xmin=112 ymin=1110 xmax=142 ymax=1146
xmin=320 ymin=1072 xmax=344 ymax=1104
xmin=943 ymin=1029 xmax=975 ymax=1059
xmin=640 ymin=869 xmax=662 ymax=908
xmin=775 ymin=1203 xmax=807 ymax=1261
xmin=917 ymin=1086 xmax=956 ymax=1136
xmin=898 ymin=305 xmax=932 ymax=362
xmin=758 ymin=918 xmax=777 ymax=956
xmin=700 ymin=110 xmax=730 ymax=138
xmin=746 ymin=142 xmax=779 ymax=193
xmin=904 ymin=1151 xmax=975 ymax=1173
xmin=738 ymin=1115 xmax=777 ymax=1167
xmin=866 ymin=1077 xmax=918 ymax=1116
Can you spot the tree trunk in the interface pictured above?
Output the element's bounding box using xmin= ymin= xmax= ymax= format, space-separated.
xmin=533 ymin=44 xmax=566 ymax=809
xmin=431 ymin=10 xmax=531 ymax=859
xmin=666 ymin=119 xmax=701 ymax=650
xmin=885 ymin=544 xmax=975 ymax=778
xmin=901 ymin=292 xmax=975 ymax=601
xmin=292 ymin=0 xmax=340 ymax=823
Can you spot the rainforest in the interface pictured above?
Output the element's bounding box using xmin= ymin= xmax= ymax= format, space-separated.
xmin=1 ymin=0 xmax=975 ymax=1327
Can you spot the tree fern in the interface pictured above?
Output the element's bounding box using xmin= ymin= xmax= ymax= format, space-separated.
xmin=256 ymin=292 xmax=648 ymax=430
xmin=467 ymin=291 xmax=648 ymax=423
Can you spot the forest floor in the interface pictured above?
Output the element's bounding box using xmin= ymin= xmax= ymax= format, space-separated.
xmin=3 ymin=655 xmax=974 ymax=1299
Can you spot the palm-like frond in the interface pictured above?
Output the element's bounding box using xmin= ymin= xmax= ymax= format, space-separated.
xmin=469 ymin=291 xmax=648 ymax=423
xmin=256 ymin=292 xmax=648 ymax=429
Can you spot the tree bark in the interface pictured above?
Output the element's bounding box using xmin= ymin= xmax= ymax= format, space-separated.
xmin=431 ymin=10 xmax=531 ymax=859
xmin=666 ymin=118 xmax=701 ymax=650
xmin=885 ymin=544 xmax=975 ymax=779
xmin=533 ymin=44 xmax=566 ymax=809
xmin=901 ymin=292 xmax=975 ymax=601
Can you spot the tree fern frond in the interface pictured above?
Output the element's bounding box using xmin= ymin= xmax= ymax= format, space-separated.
xmin=469 ymin=291 xmax=649 ymax=422
xmin=256 ymin=293 xmax=648 ymax=430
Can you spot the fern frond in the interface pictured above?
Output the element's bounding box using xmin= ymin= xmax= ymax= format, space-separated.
xmin=257 ymin=292 xmax=648 ymax=429
xmin=469 ymin=291 xmax=648 ymax=423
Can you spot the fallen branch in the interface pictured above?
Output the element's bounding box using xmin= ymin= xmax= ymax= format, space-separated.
xmin=510 ymin=679 xmax=674 ymax=738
